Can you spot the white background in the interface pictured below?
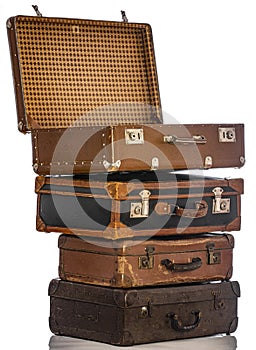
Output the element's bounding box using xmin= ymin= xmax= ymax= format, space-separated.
xmin=0 ymin=0 xmax=253 ymax=349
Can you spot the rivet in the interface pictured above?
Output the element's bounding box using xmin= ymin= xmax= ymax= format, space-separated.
xmin=33 ymin=163 xmax=39 ymax=172
xmin=18 ymin=121 xmax=24 ymax=132
xmin=6 ymin=19 xmax=12 ymax=29
xmin=240 ymin=156 xmax=245 ymax=165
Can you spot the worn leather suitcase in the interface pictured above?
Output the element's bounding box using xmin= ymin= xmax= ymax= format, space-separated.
xmin=7 ymin=15 xmax=245 ymax=175
xmin=58 ymin=233 xmax=234 ymax=288
xmin=49 ymin=279 xmax=240 ymax=346
xmin=49 ymin=334 xmax=237 ymax=350
xmin=35 ymin=172 xmax=243 ymax=239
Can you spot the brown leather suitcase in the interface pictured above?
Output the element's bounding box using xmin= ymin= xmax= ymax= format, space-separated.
xmin=58 ymin=233 xmax=234 ymax=288
xmin=48 ymin=279 xmax=240 ymax=345
xmin=7 ymin=15 xmax=245 ymax=175
xmin=35 ymin=172 xmax=243 ymax=239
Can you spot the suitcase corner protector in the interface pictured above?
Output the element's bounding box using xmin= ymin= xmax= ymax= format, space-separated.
xmin=121 ymin=331 xmax=135 ymax=346
xmin=231 ymin=280 xmax=241 ymax=297
xmin=58 ymin=234 xmax=68 ymax=248
xmin=49 ymin=316 xmax=60 ymax=335
xmin=225 ymin=217 xmax=241 ymax=231
xmin=36 ymin=216 xmax=47 ymax=232
xmin=48 ymin=279 xmax=61 ymax=296
xmin=35 ymin=176 xmax=46 ymax=192
xmin=228 ymin=317 xmax=239 ymax=334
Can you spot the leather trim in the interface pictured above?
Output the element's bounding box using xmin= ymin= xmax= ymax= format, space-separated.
xmin=35 ymin=176 xmax=46 ymax=193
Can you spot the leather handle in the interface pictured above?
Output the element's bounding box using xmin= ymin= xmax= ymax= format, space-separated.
xmin=161 ymin=257 xmax=202 ymax=272
xmin=155 ymin=200 xmax=208 ymax=218
xmin=168 ymin=310 xmax=201 ymax=332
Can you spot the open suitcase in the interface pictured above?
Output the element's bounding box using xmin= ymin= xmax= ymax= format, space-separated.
xmin=7 ymin=15 xmax=245 ymax=175
xmin=35 ymin=172 xmax=243 ymax=239
xmin=49 ymin=279 xmax=240 ymax=346
xmin=58 ymin=233 xmax=234 ymax=288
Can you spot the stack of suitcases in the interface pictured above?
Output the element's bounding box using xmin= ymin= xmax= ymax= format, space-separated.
xmin=7 ymin=7 xmax=245 ymax=347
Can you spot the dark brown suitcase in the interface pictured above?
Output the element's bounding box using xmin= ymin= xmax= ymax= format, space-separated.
xmin=35 ymin=172 xmax=243 ymax=239
xmin=58 ymin=233 xmax=234 ymax=288
xmin=7 ymin=16 xmax=245 ymax=175
xmin=49 ymin=334 xmax=238 ymax=350
xmin=49 ymin=279 xmax=240 ymax=346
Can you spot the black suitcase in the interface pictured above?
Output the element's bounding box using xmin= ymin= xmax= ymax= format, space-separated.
xmin=36 ymin=172 xmax=243 ymax=239
xmin=49 ymin=279 xmax=240 ymax=346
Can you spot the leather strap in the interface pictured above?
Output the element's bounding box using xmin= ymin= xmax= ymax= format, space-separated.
xmin=155 ymin=200 xmax=208 ymax=218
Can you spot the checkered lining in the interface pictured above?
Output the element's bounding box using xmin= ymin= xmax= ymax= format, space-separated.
xmin=15 ymin=16 xmax=162 ymax=129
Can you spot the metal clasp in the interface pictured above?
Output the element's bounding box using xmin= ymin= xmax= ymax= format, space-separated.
xmin=138 ymin=246 xmax=155 ymax=270
xmin=212 ymin=187 xmax=230 ymax=214
xmin=207 ymin=243 xmax=221 ymax=265
xmin=125 ymin=128 xmax=144 ymax=145
xmin=218 ymin=128 xmax=236 ymax=143
xmin=130 ymin=190 xmax=151 ymax=218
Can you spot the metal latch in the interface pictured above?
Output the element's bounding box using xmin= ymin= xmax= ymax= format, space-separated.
xmin=207 ymin=243 xmax=221 ymax=265
xmin=130 ymin=190 xmax=151 ymax=218
xmin=212 ymin=291 xmax=225 ymax=310
xmin=125 ymin=128 xmax=144 ymax=144
xmin=139 ymin=301 xmax=152 ymax=318
xmin=212 ymin=187 xmax=230 ymax=214
xmin=218 ymin=128 xmax=236 ymax=143
xmin=138 ymin=246 xmax=155 ymax=270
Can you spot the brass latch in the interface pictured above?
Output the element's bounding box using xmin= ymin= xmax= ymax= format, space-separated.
xmin=218 ymin=128 xmax=236 ymax=143
xmin=212 ymin=187 xmax=230 ymax=214
xmin=139 ymin=301 xmax=152 ymax=318
xmin=138 ymin=246 xmax=155 ymax=270
xmin=130 ymin=190 xmax=151 ymax=218
xmin=207 ymin=243 xmax=221 ymax=265
xmin=125 ymin=128 xmax=144 ymax=144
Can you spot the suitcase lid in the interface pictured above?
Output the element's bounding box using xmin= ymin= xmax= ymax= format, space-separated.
xmin=58 ymin=233 xmax=234 ymax=255
xmin=7 ymin=15 xmax=162 ymax=133
xmin=48 ymin=279 xmax=240 ymax=307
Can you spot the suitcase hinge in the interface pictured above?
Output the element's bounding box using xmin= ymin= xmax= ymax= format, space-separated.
xmin=207 ymin=243 xmax=221 ymax=265
xmin=121 ymin=10 xmax=128 ymax=22
xmin=204 ymin=156 xmax=213 ymax=169
xmin=138 ymin=246 xmax=155 ymax=270
xmin=212 ymin=187 xmax=230 ymax=214
xmin=130 ymin=190 xmax=151 ymax=218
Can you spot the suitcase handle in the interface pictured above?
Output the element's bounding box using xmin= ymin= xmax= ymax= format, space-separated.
xmin=161 ymin=257 xmax=202 ymax=272
xmin=163 ymin=135 xmax=207 ymax=144
xmin=168 ymin=310 xmax=201 ymax=332
xmin=155 ymin=200 xmax=208 ymax=218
